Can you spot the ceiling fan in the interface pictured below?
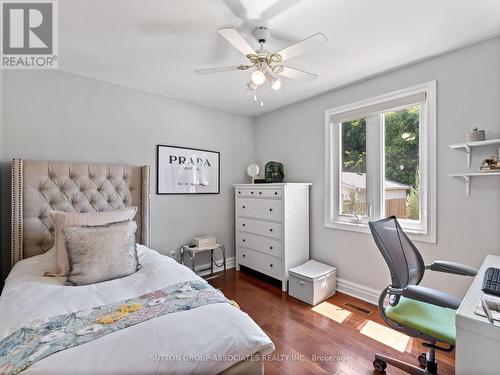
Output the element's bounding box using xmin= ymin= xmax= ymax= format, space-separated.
xmin=195 ymin=26 xmax=327 ymax=95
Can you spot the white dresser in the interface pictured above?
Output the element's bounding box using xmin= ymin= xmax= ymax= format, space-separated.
xmin=234 ymin=183 xmax=311 ymax=291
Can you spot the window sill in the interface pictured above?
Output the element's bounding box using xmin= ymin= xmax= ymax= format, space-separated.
xmin=325 ymin=220 xmax=436 ymax=244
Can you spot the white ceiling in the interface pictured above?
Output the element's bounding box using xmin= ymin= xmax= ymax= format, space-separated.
xmin=60 ymin=0 xmax=500 ymax=117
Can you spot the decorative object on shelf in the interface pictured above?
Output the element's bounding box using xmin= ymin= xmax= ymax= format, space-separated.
xmin=265 ymin=161 xmax=284 ymax=183
xmin=449 ymin=138 xmax=500 ymax=168
xmin=157 ymin=145 xmax=220 ymax=194
xmin=449 ymin=134 xmax=500 ymax=196
xmin=466 ymin=127 xmax=485 ymax=142
xmin=479 ymin=155 xmax=500 ymax=172
xmin=246 ymin=164 xmax=261 ymax=183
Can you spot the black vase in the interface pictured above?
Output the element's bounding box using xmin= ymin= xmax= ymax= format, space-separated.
xmin=265 ymin=161 xmax=284 ymax=183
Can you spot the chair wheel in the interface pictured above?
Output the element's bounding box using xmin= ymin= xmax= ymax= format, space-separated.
xmin=418 ymin=353 xmax=427 ymax=367
xmin=373 ymin=359 xmax=387 ymax=373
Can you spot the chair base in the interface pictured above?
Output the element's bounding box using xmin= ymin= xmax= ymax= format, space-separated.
xmin=373 ymin=353 xmax=438 ymax=375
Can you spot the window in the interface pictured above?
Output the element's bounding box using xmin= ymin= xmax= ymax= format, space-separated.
xmin=384 ymin=106 xmax=420 ymax=221
xmin=325 ymin=82 xmax=436 ymax=242
xmin=340 ymin=118 xmax=367 ymax=217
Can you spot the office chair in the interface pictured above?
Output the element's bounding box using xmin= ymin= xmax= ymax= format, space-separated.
xmin=369 ymin=216 xmax=477 ymax=375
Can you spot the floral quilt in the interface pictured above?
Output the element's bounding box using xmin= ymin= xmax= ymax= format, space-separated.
xmin=0 ymin=280 xmax=229 ymax=375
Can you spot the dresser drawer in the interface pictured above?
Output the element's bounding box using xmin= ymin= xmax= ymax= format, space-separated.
xmin=237 ymin=218 xmax=282 ymax=239
xmin=236 ymin=188 xmax=282 ymax=198
xmin=236 ymin=189 xmax=258 ymax=197
xmin=237 ymin=247 xmax=282 ymax=278
xmin=255 ymin=189 xmax=283 ymax=198
xmin=236 ymin=232 xmax=283 ymax=258
xmin=237 ymin=198 xmax=282 ymax=221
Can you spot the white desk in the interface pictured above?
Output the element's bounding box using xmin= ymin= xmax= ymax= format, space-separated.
xmin=456 ymin=254 xmax=500 ymax=375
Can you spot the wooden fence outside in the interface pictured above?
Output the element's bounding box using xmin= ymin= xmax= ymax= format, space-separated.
xmin=386 ymin=198 xmax=408 ymax=219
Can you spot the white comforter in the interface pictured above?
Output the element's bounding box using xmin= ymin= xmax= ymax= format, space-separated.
xmin=0 ymin=245 xmax=274 ymax=374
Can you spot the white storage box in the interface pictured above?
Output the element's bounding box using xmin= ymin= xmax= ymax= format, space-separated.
xmin=288 ymin=260 xmax=336 ymax=306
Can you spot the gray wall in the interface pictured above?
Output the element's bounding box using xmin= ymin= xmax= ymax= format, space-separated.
xmin=2 ymin=38 xmax=499 ymax=300
xmin=1 ymin=70 xmax=255 ymax=277
xmin=255 ymin=37 xmax=500 ymax=299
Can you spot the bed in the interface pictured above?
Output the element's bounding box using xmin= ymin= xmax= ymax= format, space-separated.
xmin=1 ymin=159 xmax=274 ymax=374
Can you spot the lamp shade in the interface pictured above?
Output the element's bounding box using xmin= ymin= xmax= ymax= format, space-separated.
xmin=251 ymin=70 xmax=266 ymax=85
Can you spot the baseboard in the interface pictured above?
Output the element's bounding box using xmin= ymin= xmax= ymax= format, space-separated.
xmin=336 ymin=277 xmax=381 ymax=306
xmin=194 ymin=257 xmax=235 ymax=277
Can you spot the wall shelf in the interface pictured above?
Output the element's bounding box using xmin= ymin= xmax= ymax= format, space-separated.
xmin=449 ymin=138 xmax=500 ymax=167
xmin=448 ymin=172 xmax=500 ymax=197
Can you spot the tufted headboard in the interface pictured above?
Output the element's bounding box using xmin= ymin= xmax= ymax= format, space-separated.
xmin=10 ymin=159 xmax=151 ymax=266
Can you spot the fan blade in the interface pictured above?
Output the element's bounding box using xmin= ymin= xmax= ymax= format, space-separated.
xmin=222 ymin=0 xmax=247 ymax=20
xmin=279 ymin=66 xmax=318 ymax=80
xmin=195 ymin=66 xmax=242 ymax=75
xmin=260 ymin=0 xmax=301 ymax=21
xmin=275 ymin=33 xmax=327 ymax=61
xmin=217 ymin=28 xmax=256 ymax=57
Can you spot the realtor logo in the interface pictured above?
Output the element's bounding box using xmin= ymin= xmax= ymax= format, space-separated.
xmin=1 ymin=0 xmax=58 ymax=68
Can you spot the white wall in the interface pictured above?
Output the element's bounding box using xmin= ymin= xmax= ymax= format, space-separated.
xmin=255 ymin=37 xmax=500 ymax=299
xmin=1 ymin=70 xmax=255 ymax=276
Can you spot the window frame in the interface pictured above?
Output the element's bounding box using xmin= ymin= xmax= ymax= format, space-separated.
xmin=324 ymin=81 xmax=437 ymax=243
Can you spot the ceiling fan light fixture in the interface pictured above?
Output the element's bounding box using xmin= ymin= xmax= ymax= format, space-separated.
xmin=265 ymin=71 xmax=281 ymax=90
xmin=247 ymin=81 xmax=258 ymax=91
xmin=196 ymin=26 xmax=327 ymax=100
xmin=251 ymin=70 xmax=266 ymax=86
xmin=271 ymin=78 xmax=281 ymax=90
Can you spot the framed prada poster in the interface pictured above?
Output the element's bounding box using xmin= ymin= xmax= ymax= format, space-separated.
xmin=156 ymin=145 xmax=220 ymax=194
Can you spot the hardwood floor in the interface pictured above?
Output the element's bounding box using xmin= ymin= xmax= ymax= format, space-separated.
xmin=209 ymin=267 xmax=455 ymax=375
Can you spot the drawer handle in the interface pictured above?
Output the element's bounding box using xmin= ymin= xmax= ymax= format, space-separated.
xmin=242 ymin=239 xmax=246 ymax=242
xmin=270 ymin=246 xmax=273 ymax=250
xmin=259 ymin=191 xmax=262 ymax=195
xmin=242 ymin=254 xmax=246 ymax=258
xmin=251 ymin=191 xmax=254 ymax=195
xmin=269 ymin=264 xmax=273 ymax=268
xmin=269 ymin=208 xmax=273 ymax=212
xmin=299 ymin=281 xmax=305 ymax=286
xmin=242 ymin=205 xmax=246 ymax=209
xmin=242 ymin=223 xmax=246 ymax=227
xmin=274 ymin=192 xmax=278 ymax=195
xmin=238 ymin=191 xmax=241 ymax=194
xmin=269 ymin=228 xmax=273 ymax=232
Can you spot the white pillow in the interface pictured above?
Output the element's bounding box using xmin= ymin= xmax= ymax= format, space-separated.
xmin=48 ymin=207 xmax=138 ymax=276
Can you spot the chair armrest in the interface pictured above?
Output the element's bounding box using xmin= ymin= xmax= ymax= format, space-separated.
xmin=402 ymin=285 xmax=461 ymax=310
xmin=426 ymin=261 xmax=477 ymax=276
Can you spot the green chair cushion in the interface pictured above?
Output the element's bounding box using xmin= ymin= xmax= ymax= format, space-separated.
xmin=385 ymin=296 xmax=456 ymax=345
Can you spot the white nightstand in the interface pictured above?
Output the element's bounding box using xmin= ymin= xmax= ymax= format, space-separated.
xmin=180 ymin=243 xmax=226 ymax=277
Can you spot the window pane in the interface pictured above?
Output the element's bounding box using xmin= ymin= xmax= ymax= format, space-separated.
xmin=384 ymin=106 xmax=420 ymax=221
xmin=340 ymin=118 xmax=367 ymax=217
